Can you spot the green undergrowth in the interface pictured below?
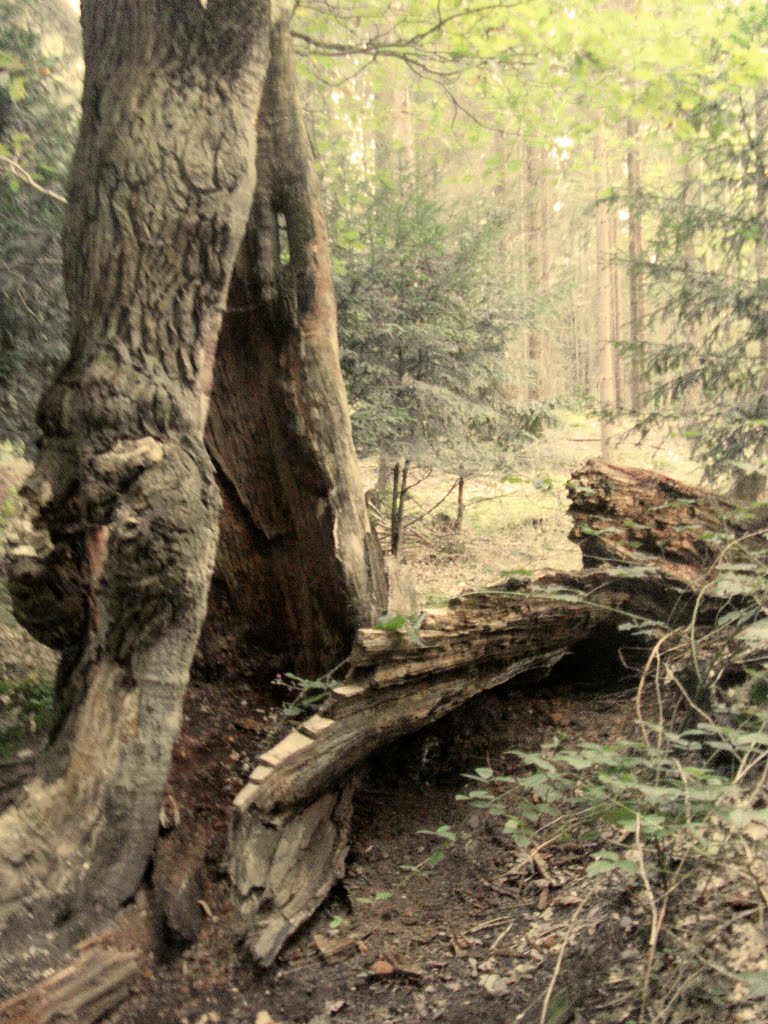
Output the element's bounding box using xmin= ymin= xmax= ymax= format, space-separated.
xmin=454 ymin=533 xmax=768 ymax=1022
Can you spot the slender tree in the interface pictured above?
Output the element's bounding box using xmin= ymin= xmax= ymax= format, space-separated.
xmin=595 ymin=122 xmax=616 ymax=454
xmin=626 ymin=119 xmax=646 ymax=412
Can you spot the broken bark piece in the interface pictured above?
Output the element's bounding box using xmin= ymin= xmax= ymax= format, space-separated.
xmin=258 ymin=730 xmax=315 ymax=768
xmin=0 ymin=946 xmax=140 ymax=1024
xmin=313 ymin=931 xmax=366 ymax=964
xmin=230 ymin=782 xmax=355 ymax=967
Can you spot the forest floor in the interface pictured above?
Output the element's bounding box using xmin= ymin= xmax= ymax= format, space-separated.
xmin=3 ymin=414 xmax=768 ymax=1024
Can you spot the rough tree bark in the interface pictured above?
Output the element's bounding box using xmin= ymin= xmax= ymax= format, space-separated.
xmin=201 ymin=23 xmax=385 ymax=682
xmin=0 ymin=0 xmax=270 ymax=951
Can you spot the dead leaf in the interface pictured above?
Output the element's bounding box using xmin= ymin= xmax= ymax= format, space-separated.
xmin=371 ymin=958 xmax=395 ymax=976
xmin=237 ymin=717 xmax=263 ymax=733
xmin=479 ymin=973 xmax=509 ymax=997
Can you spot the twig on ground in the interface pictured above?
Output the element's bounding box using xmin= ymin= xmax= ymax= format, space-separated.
xmin=538 ymin=888 xmax=593 ymax=1024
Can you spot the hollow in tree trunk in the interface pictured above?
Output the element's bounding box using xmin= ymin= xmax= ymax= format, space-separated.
xmin=201 ymin=23 xmax=385 ymax=682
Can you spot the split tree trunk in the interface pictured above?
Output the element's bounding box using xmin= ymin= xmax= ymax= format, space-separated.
xmin=0 ymin=0 xmax=270 ymax=952
xmin=201 ymin=23 xmax=385 ymax=682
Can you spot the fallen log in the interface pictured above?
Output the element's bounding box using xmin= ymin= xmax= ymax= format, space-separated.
xmin=0 ymin=946 xmax=140 ymax=1024
xmin=229 ymin=461 xmax=767 ymax=966
xmin=568 ymin=459 xmax=766 ymax=568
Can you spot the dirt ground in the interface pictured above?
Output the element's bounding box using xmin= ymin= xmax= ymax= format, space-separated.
xmin=108 ymin=675 xmax=640 ymax=1024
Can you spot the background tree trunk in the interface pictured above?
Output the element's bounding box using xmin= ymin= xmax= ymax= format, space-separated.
xmin=1 ymin=0 xmax=270 ymax=950
xmin=626 ymin=119 xmax=646 ymax=413
xmin=594 ymin=123 xmax=616 ymax=455
xmin=201 ymin=23 xmax=386 ymax=683
xmin=525 ymin=142 xmax=542 ymax=402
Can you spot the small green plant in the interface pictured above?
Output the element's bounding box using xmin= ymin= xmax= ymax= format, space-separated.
xmin=355 ymin=890 xmax=393 ymax=906
xmin=352 ymin=824 xmax=457 ymax=917
xmin=274 ymin=671 xmax=339 ymax=720
xmin=400 ymin=823 xmax=457 ymax=877
xmin=374 ymin=611 xmax=426 ymax=646
xmin=458 ymin=732 xmax=745 ymax=875
xmin=458 ymin=690 xmax=768 ymax=1023
xmin=0 ymin=671 xmax=54 ymax=757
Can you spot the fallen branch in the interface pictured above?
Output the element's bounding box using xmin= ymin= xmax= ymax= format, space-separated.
xmin=0 ymin=946 xmax=140 ymax=1024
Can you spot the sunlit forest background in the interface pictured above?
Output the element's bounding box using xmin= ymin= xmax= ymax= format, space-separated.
xmin=3 ymin=0 xmax=768 ymax=493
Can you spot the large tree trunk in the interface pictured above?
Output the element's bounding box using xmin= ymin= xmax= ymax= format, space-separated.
xmin=0 ymin=0 xmax=270 ymax=952
xmin=201 ymin=23 xmax=385 ymax=682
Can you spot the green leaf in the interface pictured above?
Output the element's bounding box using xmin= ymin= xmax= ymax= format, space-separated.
xmin=740 ymin=971 xmax=768 ymax=998
xmin=374 ymin=612 xmax=408 ymax=631
xmin=586 ymin=855 xmax=639 ymax=877
xmin=7 ymin=75 xmax=26 ymax=102
xmin=0 ymin=51 xmax=25 ymax=73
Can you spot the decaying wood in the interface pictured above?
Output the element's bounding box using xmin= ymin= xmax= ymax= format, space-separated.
xmin=226 ymin=582 xmax=592 ymax=964
xmin=0 ymin=752 xmax=34 ymax=813
xmin=0 ymin=946 xmax=140 ymax=1024
xmin=230 ymin=781 xmax=355 ymax=966
xmin=229 ymin=460 xmax=764 ymax=966
xmin=150 ymin=822 xmax=208 ymax=945
xmin=568 ymin=459 xmax=767 ymax=568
